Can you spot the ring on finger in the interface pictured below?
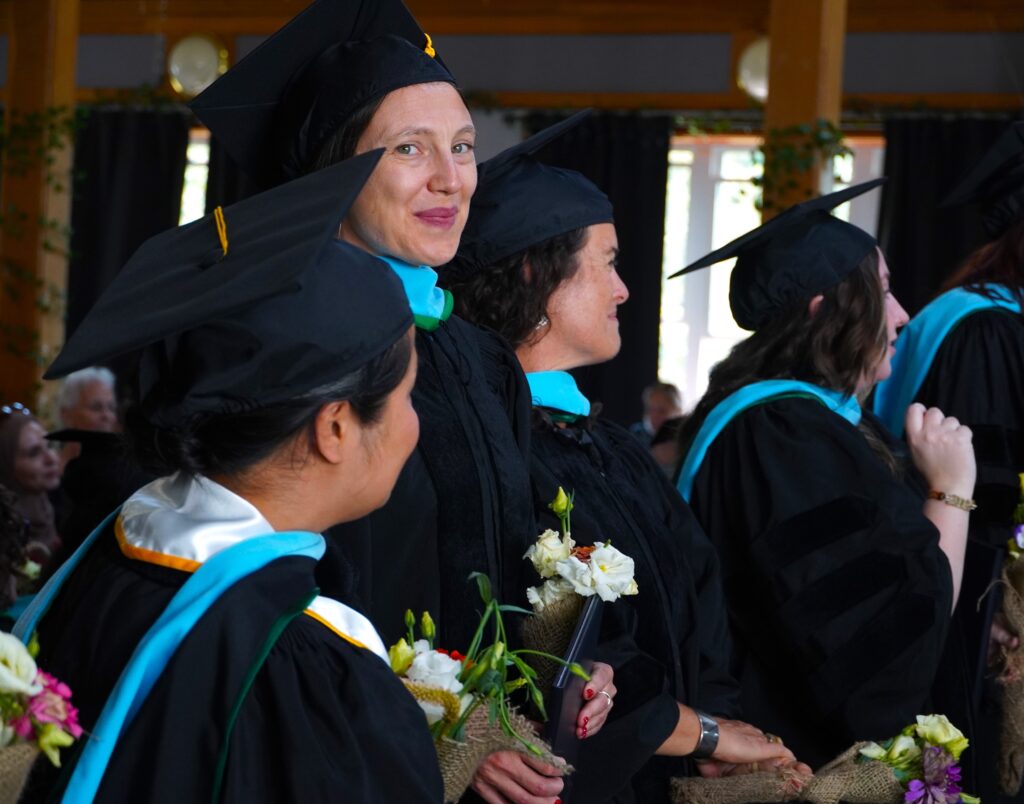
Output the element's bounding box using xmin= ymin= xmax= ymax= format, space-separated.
xmin=599 ymin=690 xmax=613 ymax=709
xmin=765 ymin=732 xmax=781 ymax=744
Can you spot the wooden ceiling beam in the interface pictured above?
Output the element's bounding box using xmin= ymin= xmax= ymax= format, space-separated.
xmin=0 ymin=0 xmax=1019 ymax=37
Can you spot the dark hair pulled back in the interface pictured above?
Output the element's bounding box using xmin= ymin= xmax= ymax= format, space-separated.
xmin=445 ymin=228 xmax=589 ymax=349
xmin=127 ymin=334 xmax=412 ymax=478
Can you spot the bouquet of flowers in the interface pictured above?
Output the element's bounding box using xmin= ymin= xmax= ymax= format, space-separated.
xmin=670 ymin=715 xmax=979 ymax=804
xmin=521 ymin=487 xmax=638 ymax=692
xmin=389 ymin=574 xmax=587 ymax=803
xmin=0 ymin=632 xmax=81 ymax=804
xmin=997 ymin=472 xmax=1024 ymax=794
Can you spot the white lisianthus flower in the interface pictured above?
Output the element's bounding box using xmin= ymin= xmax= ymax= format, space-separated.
xmin=554 ymin=555 xmax=598 ymax=598
xmin=587 ymin=543 xmax=639 ymax=602
xmin=526 ymin=578 xmax=575 ymax=612
xmin=406 ymin=649 xmax=464 ymax=694
xmin=0 ymin=633 xmax=41 ymax=696
xmin=524 ymin=529 xmax=574 ymax=579
xmin=915 ymin=714 xmax=969 ymax=760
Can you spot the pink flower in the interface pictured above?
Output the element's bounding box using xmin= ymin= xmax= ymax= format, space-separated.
xmin=19 ymin=672 xmax=82 ymax=739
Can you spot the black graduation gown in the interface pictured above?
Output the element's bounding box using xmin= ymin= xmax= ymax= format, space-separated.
xmin=321 ymin=316 xmax=536 ymax=650
xmin=687 ymin=398 xmax=954 ymax=770
xmin=22 ymin=522 xmax=443 ymax=803
xmin=529 ymin=415 xmax=740 ymax=802
xmin=913 ymin=308 xmax=1024 ymax=803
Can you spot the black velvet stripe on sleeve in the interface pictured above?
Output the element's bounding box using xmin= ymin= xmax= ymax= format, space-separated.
xmin=689 ymin=398 xmax=955 ymax=768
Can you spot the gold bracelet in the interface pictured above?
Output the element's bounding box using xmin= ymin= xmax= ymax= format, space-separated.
xmin=927 ymin=490 xmax=978 ymax=512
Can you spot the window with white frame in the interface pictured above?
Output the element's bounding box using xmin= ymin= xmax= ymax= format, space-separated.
xmin=658 ymin=135 xmax=886 ymax=409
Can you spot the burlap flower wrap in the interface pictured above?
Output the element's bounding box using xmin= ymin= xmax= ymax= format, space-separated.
xmin=0 ymin=742 xmax=38 ymax=804
xmin=670 ymin=743 xmax=905 ymax=804
xmin=401 ymin=682 xmax=563 ymax=803
xmin=520 ymin=594 xmax=585 ymax=696
xmin=998 ymin=554 xmax=1024 ymax=795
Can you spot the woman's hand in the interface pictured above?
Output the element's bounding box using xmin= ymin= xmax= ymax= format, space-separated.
xmin=471 ymin=751 xmax=564 ymax=804
xmin=576 ymin=662 xmax=616 ymax=739
xmin=989 ymin=611 xmax=1020 ymax=666
xmin=904 ymin=404 xmax=976 ymax=497
xmin=707 ymin=718 xmax=800 ymax=767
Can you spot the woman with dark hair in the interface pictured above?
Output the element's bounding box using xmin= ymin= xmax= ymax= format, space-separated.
xmin=0 ymin=483 xmax=30 ymax=612
xmin=191 ymin=3 xmax=615 ymax=800
xmin=874 ymin=122 xmax=1024 ymax=804
xmin=0 ymin=404 xmax=61 ymax=569
xmin=443 ymin=120 xmax=809 ymax=802
xmin=18 ymin=155 xmax=442 ymax=803
xmin=672 ymin=181 xmax=976 ymax=771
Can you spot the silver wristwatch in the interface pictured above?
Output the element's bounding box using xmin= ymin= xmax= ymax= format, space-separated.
xmin=691 ymin=710 xmax=720 ymax=759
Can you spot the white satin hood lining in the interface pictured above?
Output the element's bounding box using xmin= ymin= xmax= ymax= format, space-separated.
xmin=120 ymin=473 xmax=390 ymax=662
xmin=307 ymin=596 xmax=389 ymax=663
xmin=119 ymin=472 xmax=275 ymax=564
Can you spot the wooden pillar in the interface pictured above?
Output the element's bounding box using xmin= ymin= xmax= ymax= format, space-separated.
xmin=0 ymin=0 xmax=79 ymax=410
xmin=761 ymin=0 xmax=846 ymax=217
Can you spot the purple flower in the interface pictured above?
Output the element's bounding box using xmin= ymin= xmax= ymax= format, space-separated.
xmin=907 ymin=747 xmax=965 ymax=804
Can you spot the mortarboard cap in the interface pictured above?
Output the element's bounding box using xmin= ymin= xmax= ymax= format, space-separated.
xmin=941 ymin=122 xmax=1024 ymax=238
xmin=670 ymin=179 xmax=885 ymax=331
xmin=190 ymin=0 xmax=453 ymax=189
xmin=447 ymin=112 xmax=614 ymax=272
xmin=46 ymin=150 xmax=413 ymax=427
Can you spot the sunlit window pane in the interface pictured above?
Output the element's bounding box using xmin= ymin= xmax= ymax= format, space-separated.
xmin=179 ymin=128 xmax=211 ymax=226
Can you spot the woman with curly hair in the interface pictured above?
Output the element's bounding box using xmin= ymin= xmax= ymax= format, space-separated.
xmin=442 ymin=118 xmax=808 ymax=802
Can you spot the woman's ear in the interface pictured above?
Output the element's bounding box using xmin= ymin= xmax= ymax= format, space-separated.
xmin=313 ymin=401 xmax=355 ymax=465
xmin=807 ymin=294 xmax=825 ymax=317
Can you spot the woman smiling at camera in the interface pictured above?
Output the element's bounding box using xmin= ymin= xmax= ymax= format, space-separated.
xmin=442 ymin=116 xmax=811 ymax=802
xmin=671 ymin=180 xmax=975 ymax=772
xmin=191 ymin=1 xmax=615 ymax=800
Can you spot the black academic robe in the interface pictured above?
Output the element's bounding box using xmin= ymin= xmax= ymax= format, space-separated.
xmin=322 ymin=316 xmax=536 ymax=650
xmin=913 ymin=308 xmax=1024 ymax=804
xmin=22 ymin=523 xmax=443 ymax=803
xmin=530 ymin=414 xmax=740 ymax=802
xmin=687 ymin=399 xmax=954 ymax=770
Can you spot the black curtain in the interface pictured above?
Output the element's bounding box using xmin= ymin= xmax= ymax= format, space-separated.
xmin=204 ymin=135 xmax=261 ymax=213
xmin=528 ymin=112 xmax=672 ymax=426
xmin=878 ymin=115 xmax=1021 ymax=315
xmin=67 ymin=107 xmax=191 ymax=337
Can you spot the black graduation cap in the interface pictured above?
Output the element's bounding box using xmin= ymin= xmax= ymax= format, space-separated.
xmin=670 ymin=179 xmax=885 ymax=331
xmin=942 ymin=122 xmax=1024 ymax=238
xmin=46 ymin=150 xmax=413 ymax=427
xmin=447 ymin=112 xmax=614 ymax=272
xmin=190 ymin=0 xmax=453 ymax=189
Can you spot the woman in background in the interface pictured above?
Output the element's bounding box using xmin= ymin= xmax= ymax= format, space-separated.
xmin=0 ymin=404 xmax=61 ymax=569
xmin=874 ymin=122 xmax=1024 ymax=803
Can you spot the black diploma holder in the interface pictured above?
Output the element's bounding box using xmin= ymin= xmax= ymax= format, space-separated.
xmin=543 ymin=595 xmax=604 ymax=801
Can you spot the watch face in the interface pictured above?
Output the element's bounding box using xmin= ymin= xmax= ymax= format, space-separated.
xmin=168 ymin=35 xmax=228 ymax=98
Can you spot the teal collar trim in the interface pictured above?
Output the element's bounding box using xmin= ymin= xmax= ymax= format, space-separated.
xmin=526 ymin=371 xmax=592 ymax=420
xmin=873 ymin=284 xmax=1021 ymax=438
xmin=676 ymin=380 xmax=861 ymax=502
xmin=378 ymin=256 xmax=453 ymax=332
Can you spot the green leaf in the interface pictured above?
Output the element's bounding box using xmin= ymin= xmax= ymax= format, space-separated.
xmin=468 ymin=571 xmax=493 ymax=605
xmin=497 ymin=604 xmax=534 ymax=616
